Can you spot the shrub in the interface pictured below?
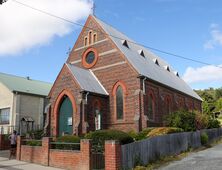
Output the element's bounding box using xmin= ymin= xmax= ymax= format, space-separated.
xmin=53 ymin=135 xmax=81 ymax=150
xmin=200 ymin=132 xmax=209 ymax=145
xmin=208 ymin=118 xmax=221 ymax=129
xmin=27 ymin=129 xmax=44 ymax=140
xmin=164 ymin=110 xmax=196 ymax=131
xmin=195 ymin=112 xmax=209 ymax=130
xmin=147 ymin=127 xmax=183 ymax=138
xmin=56 ymin=135 xmax=80 ymax=143
xmin=26 ymin=140 xmax=42 ymax=146
xmin=84 ymin=130 xmax=134 ymax=145
xmin=135 ymin=128 xmax=154 ymax=141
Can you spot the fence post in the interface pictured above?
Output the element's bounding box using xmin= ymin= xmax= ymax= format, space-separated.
xmin=16 ymin=136 xmax=22 ymax=160
xmin=42 ymin=137 xmax=51 ymax=166
xmin=105 ymin=140 xmax=121 ymax=170
xmin=80 ymin=139 xmax=92 ymax=170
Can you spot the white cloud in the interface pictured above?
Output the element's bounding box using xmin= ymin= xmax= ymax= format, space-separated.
xmin=182 ymin=65 xmax=222 ymax=84
xmin=0 ymin=0 xmax=92 ymax=56
xmin=204 ymin=24 xmax=222 ymax=49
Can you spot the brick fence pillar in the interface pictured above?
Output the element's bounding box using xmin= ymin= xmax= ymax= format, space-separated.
xmin=0 ymin=134 xmax=3 ymax=150
xmin=105 ymin=140 xmax=121 ymax=170
xmin=16 ymin=136 xmax=22 ymax=160
xmin=42 ymin=137 xmax=51 ymax=166
xmin=80 ymin=139 xmax=92 ymax=170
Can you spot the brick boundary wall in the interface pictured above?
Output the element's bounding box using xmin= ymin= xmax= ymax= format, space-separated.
xmin=0 ymin=134 xmax=10 ymax=150
xmin=16 ymin=137 xmax=92 ymax=170
xmin=105 ymin=140 xmax=121 ymax=170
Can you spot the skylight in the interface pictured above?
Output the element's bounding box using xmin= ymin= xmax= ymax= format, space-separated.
xmin=121 ymin=40 xmax=129 ymax=48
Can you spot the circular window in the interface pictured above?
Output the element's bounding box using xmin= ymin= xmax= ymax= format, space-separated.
xmin=85 ymin=51 xmax=95 ymax=64
xmin=82 ymin=48 xmax=98 ymax=68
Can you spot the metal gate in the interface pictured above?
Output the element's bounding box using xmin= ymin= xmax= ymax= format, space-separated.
xmin=91 ymin=142 xmax=105 ymax=170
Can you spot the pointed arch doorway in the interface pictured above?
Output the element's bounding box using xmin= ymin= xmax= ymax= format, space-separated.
xmin=54 ymin=89 xmax=77 ymax=136
xmin=59 ymin=96 xmax=73 ymax=135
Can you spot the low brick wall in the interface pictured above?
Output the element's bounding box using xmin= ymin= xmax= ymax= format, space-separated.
xmin=0 ymin=134 xmax=10 ymax=150
xmin=16 ymin=137 xmax=92 ymax=170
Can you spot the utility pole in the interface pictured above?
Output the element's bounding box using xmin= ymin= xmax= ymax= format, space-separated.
xmin=0 ymin=0 xmax=8 ymax=5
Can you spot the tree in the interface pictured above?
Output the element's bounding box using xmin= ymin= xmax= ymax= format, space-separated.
xmin=215 ymin=88 xmax=222 ymax=100
xmin=215 ymin=98 xmax=222 ymax=112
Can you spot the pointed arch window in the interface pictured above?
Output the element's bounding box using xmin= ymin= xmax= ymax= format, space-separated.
xmin=165 ymin=96 xmax=171 ymax=114
xmin=88 ymin=31 xmax=92 ymax=45
xmin=147 ymin=93 xmax=155 ymax=120
xmin=116 ymin=86 xmax=124 ymax=120
xmin=112 ymin=81 xmax=127 ymax=121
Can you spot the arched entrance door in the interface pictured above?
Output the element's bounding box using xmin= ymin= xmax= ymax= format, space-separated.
xmin=59 ymin=96 xmax=73 ymax=135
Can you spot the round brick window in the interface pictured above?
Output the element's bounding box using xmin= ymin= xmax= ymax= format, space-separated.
xmin=82 ymin=48 xmax=98 ymax=69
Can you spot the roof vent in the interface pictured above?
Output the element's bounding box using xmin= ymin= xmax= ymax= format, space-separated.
xmin=121 ymin=40 xmax=129 ymax=48
xmin=164 ymin=65 xmax=170 ymax=72
xmin=174 ymin=71 xmax=180 ymax=77
xmin=138 ymin=50 xmax=145 ymax=57
xmin=153 ymin=58 xmax=159 ymax=65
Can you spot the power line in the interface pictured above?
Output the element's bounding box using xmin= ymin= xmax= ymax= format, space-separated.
xmin=11 ymin=0 xmax=222 ymax=69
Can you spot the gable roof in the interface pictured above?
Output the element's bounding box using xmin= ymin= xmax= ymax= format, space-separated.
xmin=66 ymin=63 xmax=108 ymax=96
xmin=0 ymin=72 xmax=52 ymax=96
xmin=93 ymin=16 xmax=202 ymax=101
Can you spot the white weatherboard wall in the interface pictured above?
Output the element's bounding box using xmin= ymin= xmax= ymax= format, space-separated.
xmin=0 ymin=82 xmax=14 ymax=133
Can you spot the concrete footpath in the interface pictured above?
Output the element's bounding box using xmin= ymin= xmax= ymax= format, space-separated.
xmin=159 ymin=143 xmax=222 ymax=170
xmin=0 ymin=150 xmax=63 ymax=170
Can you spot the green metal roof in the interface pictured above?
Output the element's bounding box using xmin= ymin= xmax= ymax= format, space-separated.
xmin=0 ymin=72 xmax=52 ymax=96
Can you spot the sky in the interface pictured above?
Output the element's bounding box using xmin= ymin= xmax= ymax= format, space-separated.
xmin=0 ymin=0 xmax=222 ymax=90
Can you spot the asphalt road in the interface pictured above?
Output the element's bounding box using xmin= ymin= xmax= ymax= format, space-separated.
xmin=159 ymin=143 xmax=222 ymax=170
xmin=0 ymin=150 xmax=63 ymax=170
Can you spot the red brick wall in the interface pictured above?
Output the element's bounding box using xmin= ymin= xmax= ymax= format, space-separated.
xmin=17 ymin=137 xmax=92 ymax=170
xmin=105 ymin=140 xmax=121 ymax=170
xmin=0 ymin=135 xmax=10 ymax=150
xmin=49 ymin=65 xmax=82 ymax=136
xmin=142 ymin=80 xmax=202 ymax=127
xmin=49 ymin=15 xmax=202 ymax=135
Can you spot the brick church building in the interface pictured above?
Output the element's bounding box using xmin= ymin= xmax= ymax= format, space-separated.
xmin=48 ymin=15 xmax=202 ymax=136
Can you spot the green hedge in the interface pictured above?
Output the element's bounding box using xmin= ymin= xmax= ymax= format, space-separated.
xmin=26 ymin=140 xmax=42 ymax=146
xmin=84 ymin=130 xmax=134 ymax=145
xmin=147 ymin=127 xmax=184 ymax=138
xmin=53 ymin=135 xmax=81 ymax=150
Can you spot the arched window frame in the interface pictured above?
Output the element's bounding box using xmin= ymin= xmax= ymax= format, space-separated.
xmin=54 ymin=89 xmax=77 ymax=136
xmin=84 ymin=36 xmax=88 ymax=46
xmin=146 ymin=90 xmax=155 ymax=121
xmin=82 ymin=47 xmax=98 ymax=69
xmin=112 ymin=81 xmax=127 ymax=121
xmin=88 ymin=30 xmax=92 ymax=45
xmin=93 ymin=99 xmax=102 ymax=130
xmin=93 ymin=33 xmax=97 ymax=43
xmin=165 ymin=95 xmax=172 ymax=114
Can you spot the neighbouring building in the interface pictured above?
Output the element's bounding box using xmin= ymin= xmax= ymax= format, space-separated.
xmin=0 ymin=72 xmax=52 ymax=134
xmin=48 ymin=15 xmax=202 ymax=136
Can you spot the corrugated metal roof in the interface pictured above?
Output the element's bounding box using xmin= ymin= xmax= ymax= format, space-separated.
xmin=93 ymin=16 xmax=202 ymax=101
xmin=66 ymin=64 xmax=108 ymax=95
xmin=0 ymin=72 xmax=52 ymax=96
